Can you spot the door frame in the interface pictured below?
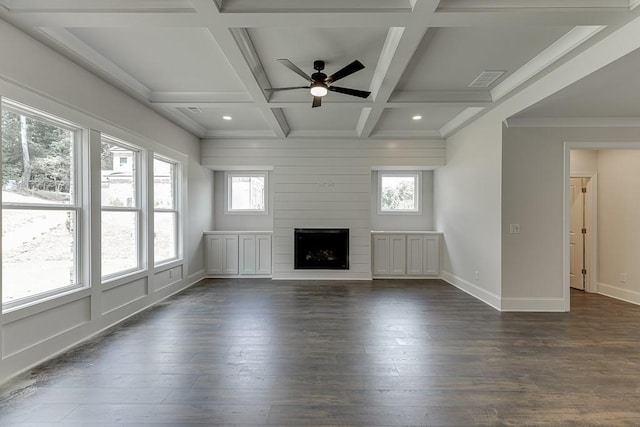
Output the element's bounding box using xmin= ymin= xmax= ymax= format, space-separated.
xmin=563 ymin=141 xmax=640 ymax=311
xmin=569 ymin=174 xmax=597 ymax=293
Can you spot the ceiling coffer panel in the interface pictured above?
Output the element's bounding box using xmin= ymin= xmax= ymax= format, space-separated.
xmin=68 ymin=28 xmax=246 ymax=93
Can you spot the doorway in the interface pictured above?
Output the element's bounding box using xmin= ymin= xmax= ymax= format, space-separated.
xmin=569 ymin=177 xmax=591 ymax=291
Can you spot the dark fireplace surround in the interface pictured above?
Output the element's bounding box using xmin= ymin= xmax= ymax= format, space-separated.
xmin=294 ymin=228 xmax=349 ymax=270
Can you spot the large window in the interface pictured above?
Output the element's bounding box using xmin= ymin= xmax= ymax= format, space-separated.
xmin=154 ymin=157 xmax=178 ymax=264
xmin=1 ymin=100 xmax=83 ymax=305
xmin=378 ymin=172 xmax=421 ymax=214
xmin=101 ymin=136 xmax=141 ymax=279
xmin=225 ymin=172 xmax=266 ymax=213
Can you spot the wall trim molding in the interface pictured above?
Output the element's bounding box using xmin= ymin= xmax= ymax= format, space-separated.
xmin=500 ymin=296 xmax=566 ymax=312
xmin=441 ymin=270 xmax=501 ymax=311
xmin=598 ymin=282 xmax=640 ymax=306
xmin=0 ymin=275 xmax=203 ymax=385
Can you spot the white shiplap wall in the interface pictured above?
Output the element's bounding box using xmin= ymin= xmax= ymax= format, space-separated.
xmin=201 ymin=139 xmax=445 ymax=279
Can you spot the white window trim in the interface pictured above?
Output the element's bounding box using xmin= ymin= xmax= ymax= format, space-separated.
xmin=100 ymin=136 xmax=144 ymax=281
xmin=224 ymin=171 xmax=268 ymax=215
xmin=1 ymin=100 xmax=86 ymax=310
xmin=378 ymin=171 xmax=421 ymax=215
xmin=153 ymin=155 xmax=180 ymax=266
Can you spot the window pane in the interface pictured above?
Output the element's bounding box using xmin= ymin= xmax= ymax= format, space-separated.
xmin=102 ymin=211 xmax=139 ymax=277
xmin=2 ymin=109 xmax=74 ymax=205
xmin=101 ymin=141 xmax=137 ymax=208
xmin=154 ymin=158 xmax=175 ymax=209
xmin=230 ymin=176 xmax=265 ymax=210
xmin=381 ymin=176 xmax=416 ymax=211
xmin=154 ymin=211 xmax=176 ymax=262
xmin=2 ymin=209 xmax=77 ymax=303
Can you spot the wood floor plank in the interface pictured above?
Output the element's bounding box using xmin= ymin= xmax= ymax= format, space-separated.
xmin=1 ymin=279 xmax=640 ymax=425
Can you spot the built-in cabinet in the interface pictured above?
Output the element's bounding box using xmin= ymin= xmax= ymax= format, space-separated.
xmin=372 ymin=232 xmax=441 ymax=278
xmin=205 ymin=232 xmax=272 ymax=277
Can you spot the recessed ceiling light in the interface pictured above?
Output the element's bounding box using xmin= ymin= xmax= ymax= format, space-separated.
xmin=412 ymin=115 xmax=422 ymax=121
xmin=222 ymin=115 xmax=232 ymax=121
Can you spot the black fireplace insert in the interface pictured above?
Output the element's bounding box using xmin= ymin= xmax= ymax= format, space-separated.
xmin=294 ymin=228 xmax=349 ymax=270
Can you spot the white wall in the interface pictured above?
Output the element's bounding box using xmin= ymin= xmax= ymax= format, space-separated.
xmin=0 ymin=18 xmax=212 ymax=383
xmin=213 ymin=170 xmax=274 ymax=231
xmin=502 ymin=127 xmax=640 ymax=311
xmin=370 ymin=171 xmax=435 ymax=231
xmin=434 ymin=113 xmax=503 ymax=309
xmin=571 ymin=150 xmax=598 ymax=176
xmin=595 ymin=150 xmax=640 ymax=305
xmin=202 ymin=139 xmax=446 ymax=280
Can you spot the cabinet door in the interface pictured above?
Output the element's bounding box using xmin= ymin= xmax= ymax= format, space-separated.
xmin=223 ymin=235 xmax=239 ymax=275
xmin=255 ymin=234 xmax=272 ymax=275
xmin=239 ymin=235 xmax=256 ymax=275
xmin=372 ymin=235 xmax=390 ymax=275
xmin=205 ymin=235 xmax=224 ymax=274
xmin=406 ymin=235 xmax=424 ymax=276
xmin=424 ymin=235 xmax=440 ymax=276
xmin=389 ymin=235 xmax=406 ymax=275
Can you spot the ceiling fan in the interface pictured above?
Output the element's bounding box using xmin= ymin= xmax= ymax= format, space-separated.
xmin=267 ymin=59 xmax=372 ymax=108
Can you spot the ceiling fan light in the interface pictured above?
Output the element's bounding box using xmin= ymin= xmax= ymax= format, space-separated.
xmin=310 ymin=83 xmax=328 ymax=97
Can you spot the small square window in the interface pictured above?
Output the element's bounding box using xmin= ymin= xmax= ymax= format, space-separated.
xmin=226 ymin=172 xmax=266 ymax=213
xmin=379 ymin=172 xmax=420 ymax=214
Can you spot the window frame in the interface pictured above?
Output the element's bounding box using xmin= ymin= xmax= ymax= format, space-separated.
xmin=224 ymin=171 xmax=268 ymax=214
xmin=1 ymin=99 xmax=85 ymax=309
xmin=378 ymin=171 xmax=421 ymax=215
xmin=153 ymin=155 xmax=179 ymax=266
xmin=100 ymin=135 xmax=144 ymax=281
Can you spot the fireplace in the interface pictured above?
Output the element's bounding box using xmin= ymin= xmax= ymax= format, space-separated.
xmin=294 ymin=228 xmax=349 ymax=270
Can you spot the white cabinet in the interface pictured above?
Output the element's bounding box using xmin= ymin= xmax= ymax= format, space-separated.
xmin=205 ymin=232 xmax=271 ymax=277
xmin=239 ymin=234 xmax=272 ymax=275
xmin=406 ymin=234 xmax=440 ymax=276
xmin=372 ymin=234 xmax=406 ymax=276
xmin=372 ymin=232 xmax=441 ymax=278
xmin=205 ymin=234 xmax=238 ymax=275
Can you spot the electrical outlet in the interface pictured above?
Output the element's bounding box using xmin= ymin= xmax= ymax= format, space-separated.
xmin=509 ymin=224 xmax=521 ymax=234
xmin=619 ymin=273 xmax=627 ymax=283
xmin=474 ymin=270 xmax=480 ymax=280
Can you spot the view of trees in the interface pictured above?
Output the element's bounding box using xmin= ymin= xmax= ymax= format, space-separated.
xmin=1 ymin=109 xmax=73 ymax=198
xmin=381 ymin=176 xmax=416 ymax=210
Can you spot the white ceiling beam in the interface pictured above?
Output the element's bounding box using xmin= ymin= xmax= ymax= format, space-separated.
xmin=0 ymin=0 xmax=194 ymax=12
xmin=149 ymin=92 xmax=253 ymax=104
xmin=439 ymin=107 xmax=485 ymax=138
xmin=430 ymin=10 xmax=629 ymax=27
xmin=357 ymin=0 xmax=441 ymax=138
xmin=189 ymin=0 xmax=289 ymax=138
xmin=438 ymin=0 xmax=630 ymax=9
xmin=389 ymin=90 xmax=492 ymax=104
xmin=491 ymin=25 xmax=605 ymax=102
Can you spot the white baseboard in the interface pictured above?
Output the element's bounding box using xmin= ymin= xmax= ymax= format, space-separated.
xmin=441 ymin=270 xmax=501 ymax=311
xmin=188 ymin=269 xmax=206 ymax=282
xmin=598 ymin=282 xmax=640 ymax=306
xmin=501 ymin=296 xmax=566 ymax=312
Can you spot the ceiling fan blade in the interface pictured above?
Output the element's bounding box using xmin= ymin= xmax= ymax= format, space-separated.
xmin=326 ymin=60 xmax=365 ymax=84
xmin=277 ymin=59 xmax=312 ymax=82
xmin=328 ymin=86 xmax=371 ymax=99
xmin=265 ymin=86 xmax=308 ymax=91
xmin=312 ymin=96 xmax=322 ymax=108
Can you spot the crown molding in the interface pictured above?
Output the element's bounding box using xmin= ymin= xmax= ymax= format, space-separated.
xmin=506 ymin=117 xmax=640 ymax=128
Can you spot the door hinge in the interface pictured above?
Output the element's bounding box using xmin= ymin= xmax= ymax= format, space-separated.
xmin=582 ymin=228 xmax=587 ymax=234
xmin=582 ymin=269 xmax=587 ymax=275
xmin=582 ymin=188 xmax=587 ymax=193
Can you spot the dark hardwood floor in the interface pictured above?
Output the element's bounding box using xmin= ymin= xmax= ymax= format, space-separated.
xmin=1 ymin=279 xmax=640 ymax=426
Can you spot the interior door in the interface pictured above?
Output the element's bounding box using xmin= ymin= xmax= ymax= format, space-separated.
xmin=569 ymin=178 xmax=585 ymax=290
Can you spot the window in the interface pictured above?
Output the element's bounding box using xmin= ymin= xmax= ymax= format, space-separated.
xmin=378 ymin=172 xmax=420 ymax=213
xmin=1 ymin=100 xmax=83 ymax=306
xmin=154 ymin=157 xmax=178 ymax=264
xmin=101 ymin=137 xmax=141 ymax=279
xmin=226 ymin=172 xmax=266 ymax=213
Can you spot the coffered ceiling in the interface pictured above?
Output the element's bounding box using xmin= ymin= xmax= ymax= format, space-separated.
xmin=0 ymin=0 xmax=638 ymax=140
